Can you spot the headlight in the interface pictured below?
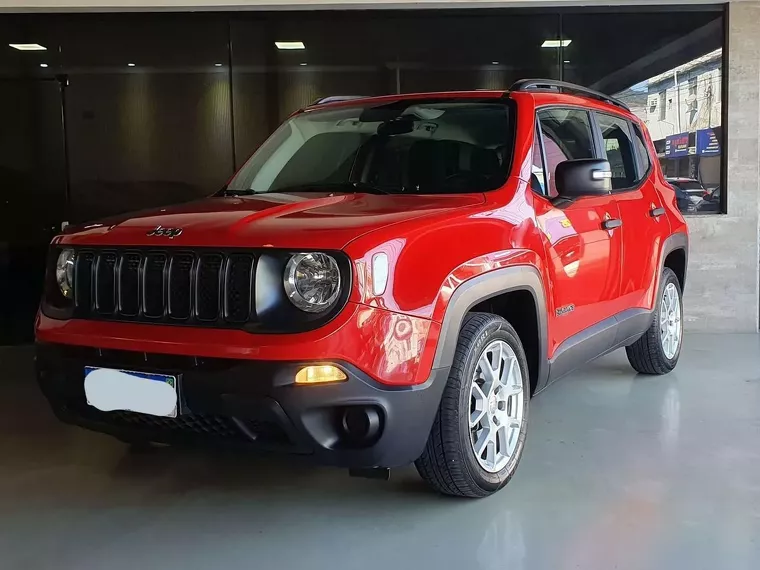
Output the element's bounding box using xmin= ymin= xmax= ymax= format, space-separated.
xmin=284 ymin=253 xmax=341 ymax=313
xmin=55 ymin=249 xmax=75 ymax=299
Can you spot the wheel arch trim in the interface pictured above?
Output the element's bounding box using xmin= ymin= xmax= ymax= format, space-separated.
xmin=431 ymin=265 xmax=549 ymax=389
xmin=659 ymin=231 xmax=689 ymax=293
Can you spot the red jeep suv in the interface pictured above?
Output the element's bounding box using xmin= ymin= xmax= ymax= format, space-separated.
xmin=36 ymin=80 xmax=688 ymax=498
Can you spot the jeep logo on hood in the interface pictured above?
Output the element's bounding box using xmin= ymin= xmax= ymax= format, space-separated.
xmin=146 ymin=225 xmax=183 ymax=239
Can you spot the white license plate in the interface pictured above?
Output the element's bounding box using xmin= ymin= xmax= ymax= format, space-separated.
xmin=84 ymin=367 xmax=178 ymax=418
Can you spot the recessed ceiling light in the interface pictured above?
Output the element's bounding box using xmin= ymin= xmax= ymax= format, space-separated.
xmin=542 ymin=39 xmax=572 ymax=48
xmin=214 ymin=63 xmax=223 ymax=67
xmin=127 ymin=63 xmax=136 ymax=67
xmin=275 ymin=41 xmax=306 ymax=50
xmin=300 ymin=62 xmax=308 ymax=66
xmin=564 ymin=60 xmax=571 ymax=64
xmin=39 ymin=63 xmax=48 ymax=68
xmin=491 ymin=61 xmax=499 ymax=65
xmin=9 ymin=43 xmax=47 ymax=51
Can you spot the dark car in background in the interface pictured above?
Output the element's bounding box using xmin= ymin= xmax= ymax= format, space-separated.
xmin=666 ymin=178 xmax=709 ymax=214
xmin=697 ymin=186 xmax=721 ymax=213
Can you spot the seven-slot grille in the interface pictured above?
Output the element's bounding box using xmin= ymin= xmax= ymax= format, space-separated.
xmin=73 ymin=249 xmax=255 ymax=327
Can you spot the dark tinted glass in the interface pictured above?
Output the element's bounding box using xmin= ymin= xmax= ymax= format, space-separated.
xmin=394 ymin=12 xmax=560 ymax=93
xmin=58 ymin=14 xmax=234 ymax=223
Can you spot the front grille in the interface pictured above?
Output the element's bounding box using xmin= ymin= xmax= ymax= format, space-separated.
xmin=67 ymin=405 xmax=290 ymax=446
xmin=72 ymin=248 xmax=257 ymax=328
xmin=108 ymin=412 xmax=290 ymax=444
xmin=112 ymin=410 xmax=243 ymax=438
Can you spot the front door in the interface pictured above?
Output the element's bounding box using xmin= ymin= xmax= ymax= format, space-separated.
xmin=533 ymin=108 xmax=623 ymax=356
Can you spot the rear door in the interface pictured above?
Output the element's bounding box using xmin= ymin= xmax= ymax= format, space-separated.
xmin=532 ymin=108 xmax=622 ymax=354
xmin=593 ymin=113 xmax=668 ymax=313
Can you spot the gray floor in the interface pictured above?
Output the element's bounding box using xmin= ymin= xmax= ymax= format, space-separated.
xmin=2 ymin=334 xmax=760 ymax=570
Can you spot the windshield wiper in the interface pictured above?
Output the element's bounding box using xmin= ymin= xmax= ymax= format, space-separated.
xmin=270 ymin=182 xmax=400 ymax=195
xmin=219 ymin=182 xmax=402 ymax=196
xmin=219 ymin=188 xmax=256 ymax=196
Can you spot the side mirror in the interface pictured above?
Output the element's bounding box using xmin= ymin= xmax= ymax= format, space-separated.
xmin=555 ymin=159 xmax=612 ymax=198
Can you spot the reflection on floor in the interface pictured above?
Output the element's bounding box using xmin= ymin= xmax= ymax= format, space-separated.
xmin=1 ymin=334 xmax=760 ymax=570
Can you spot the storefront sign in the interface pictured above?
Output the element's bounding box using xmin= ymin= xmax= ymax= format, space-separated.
xmin=664 ymin=133 xmax=691 ymax=157
xmin=697 ymin=128 xmax=721 ymax=156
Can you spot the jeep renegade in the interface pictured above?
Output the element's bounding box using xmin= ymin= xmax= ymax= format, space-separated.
xmin=36 ymin=80 xmax=688 ymax=498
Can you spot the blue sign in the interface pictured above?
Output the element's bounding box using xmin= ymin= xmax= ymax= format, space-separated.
xmin=697 ymin=128 xmax=721 ymax=156
xmin=664 ymin=132 xmax=690 ymax=157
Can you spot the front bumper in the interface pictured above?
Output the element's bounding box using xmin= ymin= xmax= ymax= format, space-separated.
xmin=35 ymin=343 xmax=449 ymax=469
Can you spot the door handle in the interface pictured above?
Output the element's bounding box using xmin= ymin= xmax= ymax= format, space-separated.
xmin=602 ymin=218 xmax=622 ymax=230
xmin=650 ymin=207 xmax=666 ymax=218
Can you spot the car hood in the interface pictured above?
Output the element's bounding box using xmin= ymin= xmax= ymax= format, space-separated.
xmin=57 ymin=192 xmax=486 ymax=249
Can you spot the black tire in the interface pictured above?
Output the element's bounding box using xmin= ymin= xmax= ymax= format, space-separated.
xmin=626 ymin=267 xmax=683 ymax=375
xmin=415 ymin=312 xmax=530 ymax=498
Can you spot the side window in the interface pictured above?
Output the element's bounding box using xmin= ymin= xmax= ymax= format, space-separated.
xmin=596 ymin=113 xmax=638 ymax=191
xmin=537 ymin=108 xmax=595 ymax=197
xmin=631 ymin=123 xmax=652 ymax=178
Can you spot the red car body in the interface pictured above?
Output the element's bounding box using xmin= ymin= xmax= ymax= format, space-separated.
xmin=36 ymin=87 xmax=688 ymax=473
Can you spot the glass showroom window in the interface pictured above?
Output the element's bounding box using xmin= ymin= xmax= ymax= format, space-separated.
xmin=563 ymin=7 xmax=726 ymax=215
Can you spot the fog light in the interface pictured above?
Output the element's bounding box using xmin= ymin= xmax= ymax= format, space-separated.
xmin=295 ymin=365 xmax=347 ymax=385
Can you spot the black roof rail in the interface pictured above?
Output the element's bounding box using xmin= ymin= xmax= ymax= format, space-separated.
xmin=310 ymin=95 xmax=368 ymax=106
xmin=509 ymin=79 xmax=630 ymax=112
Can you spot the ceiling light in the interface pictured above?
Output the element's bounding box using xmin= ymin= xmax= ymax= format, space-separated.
xmin=275 ymin=41 xmax=306 ymax=50
xmin=39 ymin=63 xmax=48 ymax=68
xmin=299 ymin=62 xmax=308 ymax=66
xmin=214 ymin=63 xmax=223 ymax=67
xmin=127 ymin=63 xmax=136 ymax=67
xmin=9 ymin=43 xmax=47 ymax=51
xmin=491 ymin=61 xmax=499 ymax=65
xmin=542 ymin=39 xmax=572 ymax=48
xmin=564 ymin=60 xmax=571 ymax=64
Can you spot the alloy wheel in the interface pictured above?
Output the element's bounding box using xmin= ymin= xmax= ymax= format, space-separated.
xmin=660 ymin=282 xmax=682 ymax=360
xmin=469 ymin=340 xmax=524 ymax=473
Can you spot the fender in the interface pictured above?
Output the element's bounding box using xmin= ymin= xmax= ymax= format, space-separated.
xmin=659 ymin=231 xmax=689 ymax=291
xmin=431 ymin=265 xmax=549 ymax=391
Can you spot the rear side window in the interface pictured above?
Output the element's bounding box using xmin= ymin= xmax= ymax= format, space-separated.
xmin=631 ymin=123 xmax=652 ymax=177
xmin=537 ymin=108 xmax=595 ymax=197
xmin=596 ymin=113 xmax=638 ymax=191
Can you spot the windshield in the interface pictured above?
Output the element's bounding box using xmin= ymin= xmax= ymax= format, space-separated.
xmin=226 ymin=99 xmax=513 ymax=195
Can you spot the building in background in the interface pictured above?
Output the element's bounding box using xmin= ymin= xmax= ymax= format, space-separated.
xmin=615 ymin=49 xmax=722 ymax=189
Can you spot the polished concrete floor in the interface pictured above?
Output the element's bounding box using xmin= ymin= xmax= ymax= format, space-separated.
xmin=2 ymin=334 xmax=760 ymax=570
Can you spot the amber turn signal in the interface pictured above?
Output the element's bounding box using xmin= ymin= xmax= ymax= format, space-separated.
xmin=295 ymin=365 xmax=347 ymax=385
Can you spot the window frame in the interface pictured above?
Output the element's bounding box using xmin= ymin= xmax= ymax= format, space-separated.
xmin=531 ymin=117 xmax=550 ymax=197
